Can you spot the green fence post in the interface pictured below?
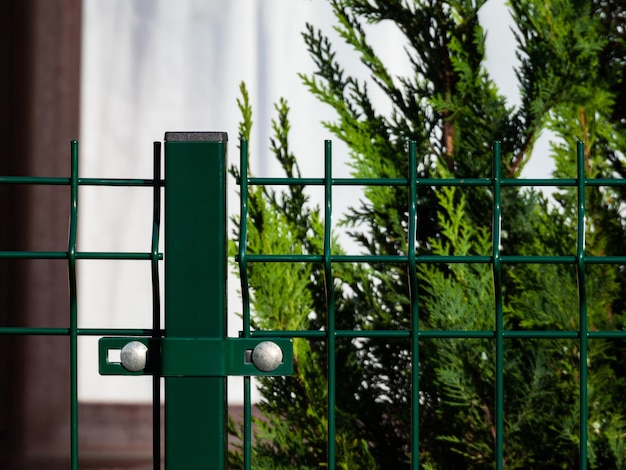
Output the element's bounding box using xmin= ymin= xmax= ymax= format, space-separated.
xmin=164 ymin=131 xmax=228 ymax=468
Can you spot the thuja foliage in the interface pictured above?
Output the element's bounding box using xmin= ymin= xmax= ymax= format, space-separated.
xmin=229 ymin=1 xmax=626 ymax=468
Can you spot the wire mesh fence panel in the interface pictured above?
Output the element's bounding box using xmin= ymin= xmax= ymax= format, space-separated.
xmin=0 ymin=140 xmax=164 ymax=469
xmin=234 ymin=138 xmax=626 ymax=470
xmin=3 ymin=134 xmax=626 ymax=469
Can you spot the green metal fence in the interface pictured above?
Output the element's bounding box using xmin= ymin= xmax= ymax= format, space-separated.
xmin=235 ymin=138 xmax=626 ymax=470
xmin=2 ymin=132 xmax=626 ymax=468
xmin=0 ymin=132 xmax=288 ymax=469
xmin=0 ymin=139 xmax=165 ymax=468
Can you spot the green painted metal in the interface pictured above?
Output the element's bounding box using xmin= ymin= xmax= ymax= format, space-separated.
xmin=162 ymin=338 xmax=293 ymax=376
xmin=0 ymin=251 xmax=162 ymax=260
xmin=0 ymin=175 xmax=164 ymax=187
xmin=150 ymin=141 xmax=162 ymax=469
xmin=235 ymin=138 xmax=612 ymax=469
xmin=236 ymin=253 xmax=626 ymax=264
xmin=0 ymin=139 xmax=165 ymax=469
xmin=407 ymin=140 xmax=420 ymax=470
xmin=69 ymin=140 xmax=79 ymax=470
xmin=245 ymin=176 xmax=626 ymax=187
xmin=576 ymin=140 xmax=589 ymax=469
xmin=492 ymin=141 xmax=505 ymax=470
xmin=164 ymin=131 xmax=229 ymax=468
xmin=244 ymin=328 xmax=626 ymax=339
xmin=324 ymin=140 xmax=337 ymax=468
xmin=237 ymin=138 xmax=253 ymax=469
xmin=98 ymin=337 xmax=153 ymax=375
xmin=0 ymin=133 xmax=622 ymax=469
xmin=98 ymin=337 xmax=293 ymax=377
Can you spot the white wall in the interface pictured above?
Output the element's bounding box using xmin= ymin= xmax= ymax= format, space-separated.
xmin=78 ymin=0 xmax=380 ymax=403
xmin=78 ymin=0 xmax=546 ymax=403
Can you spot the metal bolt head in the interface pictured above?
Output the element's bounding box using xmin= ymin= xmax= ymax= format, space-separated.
xmin=120 ymin=341 xmax=148 ymax=372
xmin=251 ymin=341 xmax=283 ymax=372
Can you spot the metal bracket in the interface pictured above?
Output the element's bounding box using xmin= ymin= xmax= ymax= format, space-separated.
xmin=99 ymin=337 xmax=293 ymax=377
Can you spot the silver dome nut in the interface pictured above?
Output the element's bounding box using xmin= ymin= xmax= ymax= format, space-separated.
xmin=120 ymin=341 xmax=148 ymax=372
xmin=251 ymin=341 xmax=283 ymax=372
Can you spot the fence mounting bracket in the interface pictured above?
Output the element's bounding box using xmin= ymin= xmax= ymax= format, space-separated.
xmin=98 ymin=337 xmax=293 ymax=377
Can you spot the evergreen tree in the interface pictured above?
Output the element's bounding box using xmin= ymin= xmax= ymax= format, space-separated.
xmin=229 ymin=1 xmax=626 ymax=468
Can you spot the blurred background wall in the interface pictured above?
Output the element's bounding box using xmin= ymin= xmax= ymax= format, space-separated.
xmin=0 ymin=1 xmax=80 ymax=468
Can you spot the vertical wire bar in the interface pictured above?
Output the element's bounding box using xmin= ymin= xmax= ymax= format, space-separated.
xmin=68 ymin=140 xmax=79 ymax=469
xmin=576 ymin=140 xmax=588 ymax=469
xmin=239 ymin=140 xmax=251 ymax=338
xmin=150 ymin=142 xmax=162 ymax=470
xmin=492 ymin=141 xmax=504 ymax=470
xmin=323 ymin=140 xmax=336 ymax=468
xmin=239 ymin=139 xmax=253 ymax=470
xmin=407 ymin=141 xmax=420 ymax=470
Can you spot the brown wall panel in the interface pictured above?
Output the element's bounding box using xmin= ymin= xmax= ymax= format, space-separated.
xmin=0 ymin=1 xmax=81 ymax=468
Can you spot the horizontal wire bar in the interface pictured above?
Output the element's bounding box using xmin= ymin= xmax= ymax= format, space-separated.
xmin=238 ymin=254 xmax=626 ymax=264
xmin=3 ymin=326 xmax=622 ymax=339
xmin=4 ymin=176 xmax=625 ymax=189
xmin=0 ymin=327 xmax=70 ymax=335
xmin=78 ymin=328 xmax=164 ymax=336
xmin=243 ymin=177 xmax=626 ymax=188
xmin=0 ymin=251 xmax=163 ymax=260
xmin=4 ymin=176 xmax=626 ymax=189
xmin=247 ymin=329 xmax=626 ymax=339
xmin=79 ymin=178 xmax=165 ymax=187
xmin=5 ymin=176 xmax=626 ymax=189
xmin=588 ymin=331 xmax=626 ymax=338
xmin=0 ymin=327 xmax=163 ymax=336
xmin=0 ymin=176 xmax=165 ymax=186
xmin=78 ymin=252 xmax=164 ymax=260
xmin=239 ymin=254 xmax=489 ymax=263
xmin=0 ymin=176 xmax=71 ymax=185
xmin=584 ymin=179 xmax=626 ymax=187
